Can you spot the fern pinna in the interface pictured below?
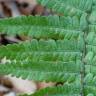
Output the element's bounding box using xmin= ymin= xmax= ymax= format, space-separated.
xmin=0 ymin=0 xmax=96 ymax=96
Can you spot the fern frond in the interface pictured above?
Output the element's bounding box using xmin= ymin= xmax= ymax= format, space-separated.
xmin=37 ymin=0 xmax=92 ymax=16
xmin=30 ymin=84 xmax=81 ymax=96
xmin=0 ymin=0 xmax=95 ymax=95
xmin=0 ymin=59 xmax=81 ymax=82
xmin=0 ymin=14 xmax=87 ymax=36
xmin=0 ymin=39 xmax=83 ymax=65
xmin=84 ymin=8 xmax=96 ymax=94
xmin=0 ymin=39 xmax=82 ymax=82
xmin=18 ymin=82 xmax=81 ymax=96
xmin=84 ymin=72 xmax=96 ymax=95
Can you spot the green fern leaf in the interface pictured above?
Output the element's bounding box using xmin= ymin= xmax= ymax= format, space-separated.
xmin=20 ymin=84 xmax=81 ymax=96
xmin=0 ymin=39 xmax=82 ymax=82
xmin=37 ymin=0 xmax=92 ymax=16
xmin=0 ymin=15 xmax=87 ymax=36
xmin=0 ymin=0 xmax=96 ymax=96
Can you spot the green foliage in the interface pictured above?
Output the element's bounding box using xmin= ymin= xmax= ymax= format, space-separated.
xmin=37 ymin=0 xmax=93 ymax=16
xmin=21 ymin=85 xmax=81 ymax=96
xmin=0 ymin=0 xmax=96 ymax=96
xmin=0 ymin=14 xmax=87 ymax=35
